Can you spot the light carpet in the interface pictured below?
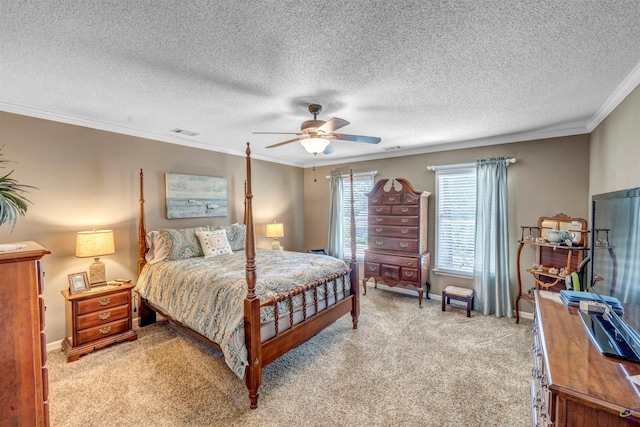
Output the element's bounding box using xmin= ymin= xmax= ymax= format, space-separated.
xmin=48 ymin=288 xmax=533 ymax=426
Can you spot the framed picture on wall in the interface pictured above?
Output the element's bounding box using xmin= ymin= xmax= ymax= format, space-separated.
xmin=165 ymin=173 xmax=228 ymax=219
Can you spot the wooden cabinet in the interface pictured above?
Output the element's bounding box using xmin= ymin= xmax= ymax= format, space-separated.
xmin=0 ymin=241 xmax=51 ymax=426
xmin=61 ymin=282 xmax=137 ymax=362
xmin=515 ymin=213 xmax=588 ymax=323
xmin=533 ymin=291 xmax=640 ymax=426
xmin=363 ymin=178 xmax=431 ymax=307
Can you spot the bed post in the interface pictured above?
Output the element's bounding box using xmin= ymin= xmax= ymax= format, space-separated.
xmin=138 ymin=169 xmax=147 ymax=275
xmin=137 ymin=169 xmax=156 ymax=326
xmin=349 ymin=169 xmax=360 ymax=329
xmin=243 ymin=143 xmax=262 ymax=409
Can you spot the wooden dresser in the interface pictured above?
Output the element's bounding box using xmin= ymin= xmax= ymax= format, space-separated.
xmin=363 ymin=178 xmax=431 ymax=307
xmin=61 ymin=282 xmax=137 ymax=362
xmin=0 ymin=242 xmax=51 ymax=426
xmin=533 ymin=291 xmax=640 ymax=426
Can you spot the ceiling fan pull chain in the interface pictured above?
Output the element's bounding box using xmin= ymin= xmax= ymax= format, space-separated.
xmin=313 ymin=165 xmax=317 ymax=182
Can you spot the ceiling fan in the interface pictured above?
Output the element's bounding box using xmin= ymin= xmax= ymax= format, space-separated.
xmin=253 ymin=104 xmax=381 ymax=155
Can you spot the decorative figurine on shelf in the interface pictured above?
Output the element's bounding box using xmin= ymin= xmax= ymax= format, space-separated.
xmin=548 ymin=267 xmax=559 ymax=275
xmin=535 ymin=237 xmax=546 ymax=244
xmin=532 ymin=263 xmax=543 ymax=271
xmin=558 ymin=267 xmax=568 ymax=278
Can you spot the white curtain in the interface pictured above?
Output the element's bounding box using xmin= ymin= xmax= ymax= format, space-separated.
xmin=327 ymin=174 xmax=344 ymax=259
xmin=473 ymin=157 xmax=512 ymax=317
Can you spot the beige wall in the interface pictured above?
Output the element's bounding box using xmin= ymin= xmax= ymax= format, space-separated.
xmin=589 ymin=84 xmax=640 ymax=196
xmin=304 ymin=135 xmax=591 ymax=313
xmin=0 ymin=112 xmax=303 ymax=344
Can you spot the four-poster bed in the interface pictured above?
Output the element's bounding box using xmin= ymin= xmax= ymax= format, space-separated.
xmin=135 ymin=143 xmax=360 ymax=408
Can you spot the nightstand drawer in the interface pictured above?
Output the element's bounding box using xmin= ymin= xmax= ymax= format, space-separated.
xmin=76 ymin=318 xmax=130 ymax=345
xmin=76 ymin=290 xmax=130 ymax=315
xmin=76 ymin=305 xmax=129 ymax=330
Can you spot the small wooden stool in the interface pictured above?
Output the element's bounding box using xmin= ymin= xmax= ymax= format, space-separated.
xmin=442 ymin=286 xmax=474 ymax=317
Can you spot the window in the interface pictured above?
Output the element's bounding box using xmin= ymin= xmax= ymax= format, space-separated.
xmin=435 ymin=166 xmax=477 ymax=276
xmin=341 ymin=173 xmax=374 ymax=261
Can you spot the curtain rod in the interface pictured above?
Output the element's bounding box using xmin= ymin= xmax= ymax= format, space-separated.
xmin=426 ymin=158 xmax=517 ymax=171
xmin=325 ymin=170 xmax=378 ymax=179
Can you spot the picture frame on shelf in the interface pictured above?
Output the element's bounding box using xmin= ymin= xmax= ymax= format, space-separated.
xmin=68 ymin=272 xmax=89 ymax=294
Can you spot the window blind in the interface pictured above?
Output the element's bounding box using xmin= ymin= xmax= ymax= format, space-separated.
xmin=341 ymin=173 xmax=374 ymax=261
xmin=435 ymin=166 xmax=477 ymax=276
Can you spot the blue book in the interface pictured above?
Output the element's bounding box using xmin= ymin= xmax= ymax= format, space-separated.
xmin=560 ymin=290 xmax=624 ymax=314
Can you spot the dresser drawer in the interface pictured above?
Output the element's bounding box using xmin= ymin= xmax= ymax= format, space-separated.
xmin=402 ymin=194 xmax=420 ymax=204
xmin=401 ymin=268 xmax=419 ymax=283
xmin=76 ymin=290 xmax=131 ymax=315
xmin=369 ymin=216 xmax=419 ymax=226
xmin=368 ymin=236 xmax=418 ymax=253
xmin=76 ymin=318 xmax=130 ymax=345
xmin=364 ymin=262 xmax=380 ymax=276
xmin=369 ymin=205 xmax=391 ymax=215
xmin=381 ymin=194 xmax=402 ymax=204
xmin=76 ymin=304 xmax=129 ymax=330
xmin=391 ymin=205 xmax=419 ymax=215
xmin=369 ymin=225 xmax=418 ymax=238
xmin=380 ymin=264 xmax=401 ymax=281
xmin=365 ymin=252 xmax=420 ymax=268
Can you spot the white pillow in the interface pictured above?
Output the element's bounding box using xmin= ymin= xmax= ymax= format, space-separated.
xmin=196 ymin=229 xmax=233 ymax=258
xmin=145 ymin=230 xmax=168 ymax=264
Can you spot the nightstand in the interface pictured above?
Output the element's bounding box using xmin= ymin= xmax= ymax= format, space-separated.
xmin=61 ymin=282 xmax=137 ymax=362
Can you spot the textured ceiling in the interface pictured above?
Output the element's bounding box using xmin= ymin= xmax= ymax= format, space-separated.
xmin=1 ymin=1 xmax=640 ymax=167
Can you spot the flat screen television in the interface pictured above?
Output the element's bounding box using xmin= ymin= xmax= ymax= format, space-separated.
xmin=579 ymin=187 xmax=640 ymax=363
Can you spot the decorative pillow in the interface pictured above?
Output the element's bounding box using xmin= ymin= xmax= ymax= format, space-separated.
xmin=196 ymin=229 xmax=233 ymax=258
xmin=145 ymin=230 xmax=168 ymax=264
xmin=158 ymin=227 xmax=207 ymax=260
xmin=210 ymin=223 xmax=246 ymax=251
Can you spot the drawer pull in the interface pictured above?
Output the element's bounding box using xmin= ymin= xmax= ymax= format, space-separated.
xmin=384 ymin=272 xmax=392 ymax=277
xmin=401 ymin=207 xmax=409 ymax=212
xmin=407 ymin=261 xmax=414 ymax=266
xmin=370 ymin=255 xmax=376 ymax=260
xmin=376 ymin=240 xmax=384 ymax=246
xmin=376 ymin=218 xmax=383 ymax=222
xmin=405 ymin=272 xmax=414 ymax=278
xmin=401 ymin=229 xmax=408 ymax=234
xmin=369 ymin=266 xmax=377 ymax=272
xmin=401 ymin=218 xmax=409 ymax=223
xmin=400 ymin=242 xmax=409 ymax=248
xmin=376 ymin=207 xmax=383 ymax=212
xmin=376 ymin=227 xmax=383 ymax=232
xmin=98 ymin=312 xmax=111 ymax=321
xmin=407 ymin=198 xmax=415 ymax=203
xmin=388 ymin=196 xmax=396 ymax=201
xmin=99 ymin=326 xmax=112 ymax=335
xmin=98 ymin=298 xmax=111 ymax=306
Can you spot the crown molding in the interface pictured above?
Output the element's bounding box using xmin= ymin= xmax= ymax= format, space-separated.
xmin=586 ymin=61 xmax=640 ymax=132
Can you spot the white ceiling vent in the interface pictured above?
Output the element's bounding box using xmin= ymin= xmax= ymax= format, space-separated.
xmin=383 ymin=146 xmax=404 ymax=151
xmin=171 ymin=128 xmax=200 ymax=137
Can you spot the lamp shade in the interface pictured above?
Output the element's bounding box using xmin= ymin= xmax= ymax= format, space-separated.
xmin=300 ymin=137 xmax=330 ymax=154
xmin=76 ymin=230 xmax=115 ymax=258
xmin=265 ymin=223 xmax=284 ymax=238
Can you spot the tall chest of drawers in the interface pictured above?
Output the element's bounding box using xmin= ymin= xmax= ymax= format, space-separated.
xmin=363 ymin=178 xmax=431 ymax=307
xmin=0 ymin=242 xmax=51 ymax=426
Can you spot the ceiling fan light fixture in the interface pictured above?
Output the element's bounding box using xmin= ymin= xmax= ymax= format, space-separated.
xmin=300 ymin=137 xmax=330 ymax=154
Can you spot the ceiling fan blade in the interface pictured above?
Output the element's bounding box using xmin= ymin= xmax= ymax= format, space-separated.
xmin=253 ymin=132 xmax=302 ymax=135
xmin=317 ymin=117 xmax=349 ymax=134
xmin=266 ymin=137 xmax=304 ymax=148
xmin=331 ymin=133 xmax=381 ymax=144
xmin=323 ymin=144 xmax=336 ymax=155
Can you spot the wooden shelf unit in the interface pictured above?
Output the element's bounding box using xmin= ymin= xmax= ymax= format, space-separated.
xmin=515 ymin=213 xmax=588 ymax=323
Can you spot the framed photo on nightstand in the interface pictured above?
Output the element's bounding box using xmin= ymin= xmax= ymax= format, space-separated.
xmin=68 ymin=272 xmax=89 ymax=294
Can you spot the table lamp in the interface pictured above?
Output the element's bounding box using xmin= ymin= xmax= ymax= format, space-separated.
xmin=76 ymin=229 xmax=115 ymax=286
xmin=265 ymin=222 xmax=284 ymax=250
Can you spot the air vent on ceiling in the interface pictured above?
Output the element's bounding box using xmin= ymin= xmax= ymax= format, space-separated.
xmin=171 ymin=128 xmax=200 ymax=137
xmin=383 ymin=145 xmax=404 ymax=151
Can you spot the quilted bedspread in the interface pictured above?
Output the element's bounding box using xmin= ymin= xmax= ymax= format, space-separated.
xmin=135 ymin=249 xmax=350 ymax=378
